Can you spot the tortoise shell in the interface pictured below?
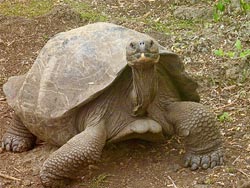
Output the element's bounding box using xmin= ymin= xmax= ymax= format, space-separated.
xmin=4 ymin=22 xmax=199 ymax=122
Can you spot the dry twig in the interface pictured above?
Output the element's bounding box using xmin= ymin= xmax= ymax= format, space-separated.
xmin=232 ymin=155 xmax=241 ymax=165
xmin=0 ymin=98 xmax=6 ymax=101
xmin=215 ymin=99 xmax=238 ymax=111
xmin=237 ymin=169 xmax=250 ymax=178
xmin=0 ymin=172 xmax=21 ymax=181
xmin=167 ymin=175 xmax=178 ymax=188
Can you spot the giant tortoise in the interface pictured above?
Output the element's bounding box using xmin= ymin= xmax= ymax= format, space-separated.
xmin=2 ymin=22 xmax=223 ymax=187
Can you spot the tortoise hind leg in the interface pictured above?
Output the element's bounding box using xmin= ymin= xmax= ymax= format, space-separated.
xmin=40 ymin=121 xmax=107 ymax=188
xmin=166 ymin=101 xmax=223 ymax=170
xmin=2 ymin=113 xmax=36 ymax=152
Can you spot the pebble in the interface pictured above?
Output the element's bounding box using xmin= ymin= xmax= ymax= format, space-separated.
xmin=170 ymin=163 xmax=182 ymax=172
xmin=22 ymin=180 xmax=32 ymax=186
xmin=173 ymin=6 xmax=213 ymax=20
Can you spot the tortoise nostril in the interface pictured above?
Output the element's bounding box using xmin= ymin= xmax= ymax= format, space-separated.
xmin=139 ymin=41 xmax=146 ymax=51
xmin=139 ymin=41 xmax=145 ymax=46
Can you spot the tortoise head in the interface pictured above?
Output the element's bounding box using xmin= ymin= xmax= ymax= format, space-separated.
xmin=126 ymin=39 xmax=160 ymax=68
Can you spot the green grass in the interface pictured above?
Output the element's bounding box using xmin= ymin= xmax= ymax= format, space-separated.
xmin=64 ymin=0 xmax=108 ymax=22
xmin=0 ymin=0 xmax=55 ymax=17
xmin=0 ymin=0 xmax=108 ymax=21
xmin=214 ymin=39 xmax=250 ymax=59
xmin=218 ymin=112 xmax=232 ymax=122
xmin=80 ymin=173 xmax=112 ymax=188
xmin=144 ymin=18 xmax=199 ymax=34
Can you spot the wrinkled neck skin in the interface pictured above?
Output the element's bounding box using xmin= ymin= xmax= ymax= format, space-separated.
xmin=130 ymin=65 xmax=158 ymax=116
xmin=76 ymin=65 xmax=158 ymax=133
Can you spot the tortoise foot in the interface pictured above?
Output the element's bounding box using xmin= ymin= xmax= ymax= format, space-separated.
xmin=1 ymin=132 xmax=35 ymax=152
xmin=40 ymin=172 xmax=71 ymax=188
xmin=184 ymin=148 xmax=224 ymax=170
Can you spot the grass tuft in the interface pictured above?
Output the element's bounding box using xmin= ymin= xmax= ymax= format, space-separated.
xmin=0 ymin=0 xmax=55 ymax=17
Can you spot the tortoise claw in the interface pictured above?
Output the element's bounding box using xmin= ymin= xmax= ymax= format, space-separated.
xmin=184 ymin=149 xmax=224 ymax=170
xmin=2 ymin=132 xmax=35 ymax=152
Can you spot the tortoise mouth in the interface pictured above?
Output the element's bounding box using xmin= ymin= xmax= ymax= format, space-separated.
xmin=127 ymin=52 xmax=160 ymax=67
xmin=126 ymin=39 xmax=160 ymax=68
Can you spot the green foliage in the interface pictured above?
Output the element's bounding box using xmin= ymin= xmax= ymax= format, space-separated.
xmin=213 ymin=11 xmax=220 ymax=22
xmin=226 ymin=166 xmax=237 ymax=173
xmin=0 ymin=0 xmax=54 ymax=17
xmin=216 ymin=1 xmax=226 ymax=11
xmin=64 ymin=0 xmax=107 ymax=22
xmin=0 ymin=0 xmax=108 ymax=21
xmin=148 ymin=21 xmax=171 ymax=33
xmin=235 ymin=39 xmax=242 ymax=50
xmin=240 ymin=49 xmax=250 ymax=58
xmin=213 ymin=0 xmax=250 ymax=21
xmin=240 ymin=68 xmax=250 ymax=83
xmin=240 ymin=0 xmax=250 ymax=13
xmin=213 ymin=0 xmax=230 ymax=21
xmin=147 ymin=19 xmax=197 ymax=34
xmin=80 ymin=173 xmax=112 ymax=188
xmin=43 ymin=35 xmax=50 ymax=41
xmin=204 ymin=175 xmax=218 ymax=185
xmin=214 ymin=48 xmax=224 ymax=57
xmin=218 ymin=112 xmax=232 ymax=122
xmin=214 ymin=39 xmax=250 ymax=59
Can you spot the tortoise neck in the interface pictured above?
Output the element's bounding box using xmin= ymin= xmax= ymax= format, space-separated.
xmin=130 ymin=65 xmax=158 ymax=116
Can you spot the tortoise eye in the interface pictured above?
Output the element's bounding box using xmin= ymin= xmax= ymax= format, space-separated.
xmin=150 ymin=40 xmax=154 ymax=47
xmin=130 ymin=42 xmax=136 ymax=49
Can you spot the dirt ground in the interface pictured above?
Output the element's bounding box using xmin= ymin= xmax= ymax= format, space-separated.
xmin=0 ymin=0 xmax=249 ymax=188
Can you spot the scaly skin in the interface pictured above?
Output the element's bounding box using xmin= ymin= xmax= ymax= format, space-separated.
xmin=1 ymin=114 xmax=36 ymax=152
xmin=166 ymin=101 xmax=223 ymax=170
xmin=40 ymin=123 xmax=107 ymax=188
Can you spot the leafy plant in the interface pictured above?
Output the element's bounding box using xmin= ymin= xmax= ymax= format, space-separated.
xmin=217 ymin=0 xmax=227 ymax=11
xmin=214 ymin=48 xmax=224 ymax=57
xmin=213 ymin=0 xmax=230 ymax=21
xmin=214 ymin=39 xmax=250 ymax=59
xmin=218 ymin=112 xmax=232 ymax=122
xmin=213 ymin=0 xmax=249 ymax=21
xmin=240 ymin=0 xmax=250 ymax=13
xmin=235 ymin=39 xmax=242 ymax=50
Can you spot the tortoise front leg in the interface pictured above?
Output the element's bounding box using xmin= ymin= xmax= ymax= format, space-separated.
xmin=2 ymin=113 xmax=36 ymax=152
xmin=40 ymin=122 xmax=107 ymax=188
xmin=166 ymin=102 xmax=223 ymax=170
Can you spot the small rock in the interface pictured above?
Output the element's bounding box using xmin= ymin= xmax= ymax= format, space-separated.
xmin=225 ymin=66 xmax=240 ymax=80
xmin=174 ymin=6 xmax=213 ymax=20
xmin=22 ymin=180 xmax=32 ymax=186
xmin=170 ymin=163 xmax=182 ymax=172
xmin=0 ymin=147 xmax=3 ymax=154
xmin=31 ymin=167 xmax=40 ymax=176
